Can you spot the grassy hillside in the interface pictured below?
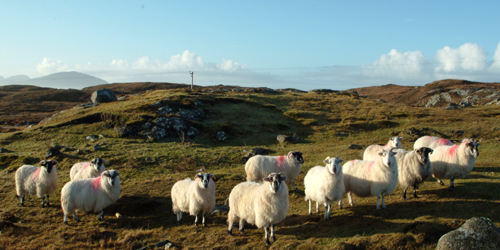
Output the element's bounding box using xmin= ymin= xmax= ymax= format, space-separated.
xmin=0 ymin=87 xmax=499 ymax=249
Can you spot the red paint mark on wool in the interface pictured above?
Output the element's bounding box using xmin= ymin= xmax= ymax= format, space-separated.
xmin=34 ymin=168 xmax=41 ymax=179
xmin=365 ymin=161 xmax=375 ymax=172
xmin=93 ymin=177 xmax=101 ymax=190
xmin=447 ymin=145 xmax=459 ymax=157
xmin=276 ymin=155 xmax=286 ymax=169
xmin=438 ymin=138 xmax=453 ymax=146
xmin=82 ymin=162 xmax=91 ymax=171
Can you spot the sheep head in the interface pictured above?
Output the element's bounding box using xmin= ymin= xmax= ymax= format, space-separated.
xmin=415 ymin=147 xmax=433 ymax=164
xmin=40 ymin=160 xmax=58 ymax=173
xmin=91 ymin=158 xmax=106 ymax=172
xmin=263 ymin=172 xmax=287 ymax=193
xmin=103 ymin=170 xmax=120 ymax=186
xmin=465 ymin=139 xmax=481 ymax=158
xmin=287 ymin=151 xmax=304 ymax=164
xmin=195 ymin=173 xmax=215 ymax=189
xmin=324 ymin=156 xmax=343 ymax=174
xmin=378 ymin=149 xmax=397 ymax=168
xmin=390 ymin=137 xmax=403 ymax=148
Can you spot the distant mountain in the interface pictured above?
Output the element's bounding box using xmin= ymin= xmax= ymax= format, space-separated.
xmin=0 ymin=71 xmax=108 ymax=90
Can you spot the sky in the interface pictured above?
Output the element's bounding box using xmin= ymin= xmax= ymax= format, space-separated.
xmin=1 ymin=1 xmax=500 ymax=90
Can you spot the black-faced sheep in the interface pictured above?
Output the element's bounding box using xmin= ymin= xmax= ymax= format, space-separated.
xmin=15 ymin=160 xmax=58 ymax=208
xmin=70 ymin=158 xmax=106 ymax=180
xmin=393 ymin=147 xmax=433 ymax=199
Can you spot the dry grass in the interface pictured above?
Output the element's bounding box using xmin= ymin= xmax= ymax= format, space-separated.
xmin=0 ymin=88 xmax=499 ymax=249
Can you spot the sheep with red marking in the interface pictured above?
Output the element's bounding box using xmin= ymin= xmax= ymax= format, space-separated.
xmin=70 ymin=158 xmax=106 ymax=180
xmin=15 ymin=160 xmax=58 ymax=207
xmin=61 ymin=170 xmax=121 ymax=224
xmin=171 ymin=173 xmax=216 ymax=226
xmin=245 ymin=151 xmax=304 ymax=191
xmin=413 ymin=135 xmax=454 ymax=150
xmin=340 ymin=149 xmax=398 ymax=209
xmin=363 ymin=137 xmax=403 ymax=161
xmin=429 ymin=138 xmax=480 ymax=190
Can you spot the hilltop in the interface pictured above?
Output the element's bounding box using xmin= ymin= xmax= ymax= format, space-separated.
xmin=0 ymin=79 xmax=499 ymax=249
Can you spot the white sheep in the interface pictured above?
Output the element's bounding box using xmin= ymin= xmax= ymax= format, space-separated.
xmin=171 ymin=173 xmax=216 ymax=226
xmin=15 ymin=160 xmax=58 ymax=208
xmin=429 ymin=138 xmax=480 ymax=190
xmin=245 ymin=151 xmax=304 ymax=191
xmin=340 ymin=148 xmax=398 ymax=209
xmin=393 ymin=147 xmax=433 ymax=199
xmin=61 ymin=170 xmax=121 ymax=224
xmin=413 ymin=135 xmax=454 ymax=149
xmin=227 ymin=172 xmax=289 ymax=245
xmin=304 ymin=156 xmax=345 ymax=221
xmin=69 ymin=158 xmax=106 ymax=180
xmin=363 ymin=137 xmax=403 ymax=161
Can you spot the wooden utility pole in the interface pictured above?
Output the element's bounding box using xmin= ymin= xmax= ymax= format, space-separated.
xmin=189 ymin=71 xmax=194 ymax=90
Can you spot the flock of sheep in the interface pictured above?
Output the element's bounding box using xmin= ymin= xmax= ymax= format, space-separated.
xmin=13 ymin=135 xmax=481 ymax=245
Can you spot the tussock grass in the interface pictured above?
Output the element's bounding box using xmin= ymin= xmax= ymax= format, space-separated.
xmin=0 ymin=89 xmax=499 ymax=249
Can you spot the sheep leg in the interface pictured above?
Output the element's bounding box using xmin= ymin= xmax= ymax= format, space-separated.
xmin=308 ymin=200 xmax=312 ymax=215
xmin=73 ymin=212 xmax=80 ymax=222
xmin=64 ymin=214 xmax=68 ymax=225
xmin=46 ymin=195 xmax=50 ymax=206
xmin=239 ymin=219 xmax=245 ymax=234
xmin=449 ymin=177 xmax=455 ymax=191
xmin=376 ymin=196 xmax=381 ymax=210
xmin=413 ymin=184 xmax=419 ymax=198
xmin=316 ymin=202 xmax=320 ymax=214
xmin=202 ymin=213 xmax=207 ymax=227
xmin=20 ymin=195 xmax=25 ymax=206
xmin=338 ymin=199 xmax=343 ymax=209
xmin=264 ymin=226 xmax=271 ymax=245
xmin=292 ymin=181 xmax=299 ymax=192
xmin=381 ymin=193 xmax=386 ymax=209
xmin=347 ymin=192 xmax=354 ymax=206
xmin=437 ymin=179 xmax=445 ymax=186
xmin=271 ymin=224 xmax=276 ymax=242
xmin=227 ymin=221 xmax=234 ymax=235
xmin=176 ymin=212 xmax=183 ymax=225
xmin=97 ymin=210 xmax=104 ymax=221
xmin=403 ymin=185 xmax=409 ymax=200
xmin=325 ymin=202 xmax=331 ymax=221
xmin=41 ymin=196 xmax=45 ymax=208
xmin=195 ymin=214 xmax=199 ymax=226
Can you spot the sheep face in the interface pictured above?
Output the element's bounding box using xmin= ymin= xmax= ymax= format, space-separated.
xmin=415 ymin=147 xmax=433 ymax=164
xmin=466 ymin=139 xmax=481 ymax=158
xmin=40 ymin=160 xmax=58 ymax=174
xmin=324 ymin=157 xmax=343 ymax=174
xmin=103 ymin=170 xmax=120 ymax=186
xmin=91 ymin=158 xmax=106 ymax=172
xmin=378 ymin=149 xmax=397 ymax=168
xmin=288 ymin=151 xmax=304 ymax=164
xmin=390 ymin=137 xmax=403 ymax=148
xmin=263 ymin=173 xmax=287 ymax=193
xmin=195 ymin=173 xmax=215 ymax=189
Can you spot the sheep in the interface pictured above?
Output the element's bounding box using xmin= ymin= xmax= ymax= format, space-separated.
xmin=171 ymin=172 xmax=216 ymax=226
xmin=340 ymin=148 xmax=398 ymax=209
xmin=61 ymin=170 xmax=121 ymax=224
xmin=363 ymin=137 xmax=403 ymax=161
xmin=227 ymin=172 xmax=289 ymax=245
xmin=413 ymin=135 xmax=453 ymax=149
xmin=15 ymin=160 xmax=58 ymax=208
xmin=245 ymin=151 xmax=304 ymax=191
xmin=304 ymin=156 xmax=345 ymax=221
xmin=429 ymin=138 xmax=480 ymax=190
xmin=393 ymin=147 xmax=434 ymax=199
xmin=69 ymin=158 xmax=106 ymax=180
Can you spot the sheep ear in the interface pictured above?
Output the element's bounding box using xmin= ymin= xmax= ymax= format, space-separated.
xmin=50 ymin=160 xmax=58 ymax=165
xmin=378 ymin=152 xmax=383 ymax=156
xmin=399 ymin=137 xmax=403 ymax=140
xmin=101 ymin=159 xmax=107 ymax=164
xmin=208 ymin=173 xmax=216 ymax=181
xmin=287 ymin=151 xmax=294 ymax=157
xmin=103 ymin=171 xmax=110 ymax=177
xmin=39 ymin=160 xmax=47 ymax=166
xmin=323 ymin=157 xmax=330 ymax=164
xmin=91 ymin=158 xmax=97 ymax=164
xmin=279 ymin=175 xmax=287 ymax=182
xmin=262 ymin=177 xmax=271 ymax=182
xmin=336 ymin=158 xmax=344 ymax=163
xmin=195 ymin=174 xmax=203 ymax=179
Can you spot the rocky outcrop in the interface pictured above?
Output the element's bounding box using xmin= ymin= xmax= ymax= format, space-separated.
xmin=91 ymin=88 xmax=117 ymax=104
xmin=437 ymin=217 xmax=500 ymax=250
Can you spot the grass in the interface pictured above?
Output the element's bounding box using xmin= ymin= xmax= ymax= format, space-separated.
xmin=0 ymin=88 xmax=499 ymax=249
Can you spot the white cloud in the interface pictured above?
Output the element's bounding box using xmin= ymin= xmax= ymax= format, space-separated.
xmin=362 ymin=49 xmax=432 ymax=79
xmin=435 ymin=43 xmax=487 ymax=73
xmin=217 ymin=59 xmax=248 ymax=71
xmin=490 ymin=42 xmax=500 ymax=71
xmin=36 ymin=57 xmax=68 ymax=74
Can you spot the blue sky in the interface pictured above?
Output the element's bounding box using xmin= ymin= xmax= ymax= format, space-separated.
xmin=1 ymin=1 xmax=500 ymax=90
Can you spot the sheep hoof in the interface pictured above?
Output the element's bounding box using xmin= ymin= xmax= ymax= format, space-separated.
xmin=449 ymin=186 xmax=454 ymax=191
xmin=272 ymin=236 xmax=276 ymax=242
xmin=98 ymin=217 xmax=102 ymax=221
xmin=64 ymin=221 xmax=68 ymax=225
xmin=265 ymin=239 xmax=271 ymax=245
xmin=203 ymin=223 xmax=207 ymax=227
xmin=177 ymin=220 xmax=182 ymax=225
xmin=227 ymin=230 xmax=232 ymax=235
xmin=195 ymin=222 xmax=198 ymax=227
xmin=239 ymin=229 xmax=245 ymax=235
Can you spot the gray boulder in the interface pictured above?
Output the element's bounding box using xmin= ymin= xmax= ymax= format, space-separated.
xmin=277 ymin=135 xmax=298 ymax=143
xmin=91 ymin=88 xmax=117 ymax=104
xmin=437 ymin=217 xmax=500 ymax=250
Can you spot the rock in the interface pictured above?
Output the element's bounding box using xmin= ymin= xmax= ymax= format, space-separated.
xmin=46 ymin=147 xmax=61 ymax=158
xmin=86 ymin=135 xmax=98 ymax=141
xmin=146 ymin=157 xmax=153 ymax=162
xmin=216 ymin=131 xmax=228 ymax=142
xmin=277 ymin=135 xmax=298 ymax=143
xmin=252 ymin=147 xmax=271 ymax=155
xmin=0 ymin=148 xmax=5 ymax=153
xmin=377 ymin=99 xmax=387 ymax=103
xmin=91 ymin=88 xmax=117 ymax=104
xmin=437 ymin=217 xmax=500 ymax=250
xmin=158 ymin=106 xmax=173 ymax=115
xmin=93 ymin=144 xmax=102 ymax=150
xmin=155 ymin=240 xmax=171 ymax=248
xmin=308 ymin=89 xmax=337 ymax=94
xmin=76 ymin=149 xmax=84 ymax=155
xmin=177 ymin=108 xmax=205 ymax=121
xmin=426 ymin=92 xmax=452 ymax=107
xmin=348 ymin=144 xmax=364 ymax=150
xmin=485 ymin=98 xmax=500 ymax=106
